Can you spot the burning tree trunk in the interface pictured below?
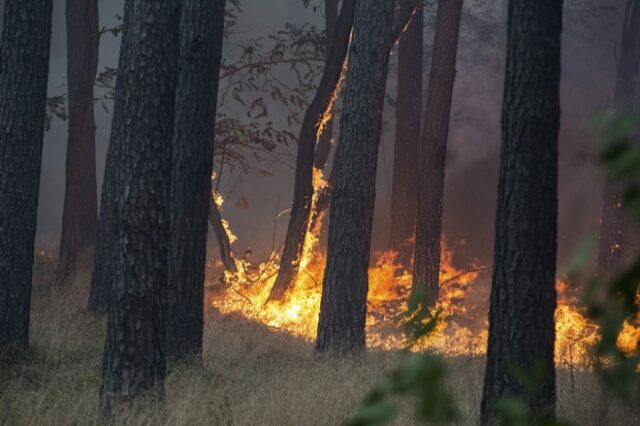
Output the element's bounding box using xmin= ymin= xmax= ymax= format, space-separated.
xmin=389 ymin=0 xmax=423 ymax=264
xmin=0 ymin=0 xmax=53 ymax=350
xmin=56 ymin=0 xmax=99 ymax=287
xmin=411 ymin=0 xmax=463 ymax=307
xmin=312 ymin=0 xmax=339 ymax=172
xmin=315 ymin=0 xmax=395 ymax=355
xmin=597 ymin=0 xmax=640 ymax=279
xmin=268 ymin=0 xmax=356 ymax=302
xmin=100 ymin=0 xmax=179 ymax=414
xmin=209 ymin=197 xmax=237 ymax=273
xmin=166 ymin=0 xmax=226 ymax=364
xmin=480 ymin=0 xmax=562 ymax=423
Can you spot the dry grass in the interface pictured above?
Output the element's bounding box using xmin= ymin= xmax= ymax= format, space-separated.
xmin=0 ymin=255 xmax=638 ymax=426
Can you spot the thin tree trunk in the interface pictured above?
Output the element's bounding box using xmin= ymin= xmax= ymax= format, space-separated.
xmin=315 ymin=0 xmax=395 ymax=355
xmin=57 ymin=0 xmax=99 ymax=287
xmin=480 ymin=0 xmax=562 ymax=423
xmin=166 ymin=0 xmax=226 ymax=364
xmin=389 ymin=0 xmax=423 ymax=265
xmin=100 ymin=0 xmax=179 ymax=414
xmin=209 ymin=197 xmax=237 ymax=273
xmin=597 ymin=0 xmax=640 ymax=279
xmin=312 ymin=0 xmax=339 ymax=171
xmin=268 ymin=0 xmax=356 ymax=302
xmin=411 ymin=0 xmax=463 ymax=307
xmin=0 ymin=0 xmax=53 ymax=350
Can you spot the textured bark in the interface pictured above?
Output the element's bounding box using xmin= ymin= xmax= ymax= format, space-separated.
xmin=411 ymin=0 xmax=463 ymax=306
xmin=312 ymin=0 xmax=339 ymax=171
xmin=57 ymin=0 xmax=99 ymax=287
xmin=268 ymin=0 xmax=356 ymax=302
xmin=480 ymin=0 xmax=562 ymax=423
xmin=100 ymin=0 xmax=179 ymax=415
xmin=0 ymin=0 xmax=53 ymax=350
xmin=597 ymin=0 xmax=640 ymax=280
xmin=389 ymin=1 xmax=423 ymax=264
xmin=166 ymin=0 xmax=226 ymax=364
xmin=315 ymin=0 xmax=395 ymax=355
xmin=209 ymin=198 xmax=237 ymax=273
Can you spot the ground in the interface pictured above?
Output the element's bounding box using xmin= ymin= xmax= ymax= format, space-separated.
xmin=0 ymin=254 xmax=638 ymax=426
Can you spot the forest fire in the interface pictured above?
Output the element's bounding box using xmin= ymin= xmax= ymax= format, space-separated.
xmin=208 ymin=205 xmax=640 ymax=369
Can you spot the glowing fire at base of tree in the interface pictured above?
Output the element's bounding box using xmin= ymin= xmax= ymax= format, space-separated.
xmin=207 ymin=233 xmax=640 ymax=368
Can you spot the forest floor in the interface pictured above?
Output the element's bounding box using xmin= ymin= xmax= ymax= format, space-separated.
xmin=0 ymin=253 xmax=638 ymax=426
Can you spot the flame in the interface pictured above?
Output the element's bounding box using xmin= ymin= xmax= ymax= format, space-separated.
xmin=209 ymin=180 xmax=640 ymax=368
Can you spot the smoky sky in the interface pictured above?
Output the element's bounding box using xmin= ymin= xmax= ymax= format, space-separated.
xmin=38 ymin=0 xmax=623 ymax=271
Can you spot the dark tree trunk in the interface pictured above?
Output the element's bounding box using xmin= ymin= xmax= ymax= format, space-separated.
xmin=209 ymin=197 xmax=237 ymax=273
xmin=411 ymin=0 xmax=463 ymax=306
xmin=597 ymin=0 xmax=640 ymax=279
xmin=100 ymin=0 xmax=179 ymax=415
xmin=315 ymin=0 xmax=395 ymax=355
xmin=57 ymin=0 xmax=99 ymax=287
xmin=166 ymin=0 xmax=226 ymax=364
xmin=0 ymin=0 xmax=53 ymax=350
xmin=312 ymin=0 xmax=339 ymax=171
xmin=480 ymin=0 xmax=562 ymax=423
xmin=389 ymin=0 xmax=423 ymax=265
xmin=268 ymin=0 xmax=356 ymax=302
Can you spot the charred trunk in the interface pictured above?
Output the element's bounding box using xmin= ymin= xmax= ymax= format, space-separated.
xmin=597 ymin=0 xmax=640 ymax=279
xmin=166 ymin=0 xmax=226 ymax=364
xmin=0 ymin=0 xmax=53 ymax=350
xmin=268 ymin=0 xmax=356 ymax=302
xmin=57 ymin=0 xmax=99 ymax=287
xmin=389 ymin=1 xmax=423 ymax=265
xmin=411 ymin=0 xmax=463 ymax=307
xmin=480 ymin=0 xmax=562 ymax=423
xmin=209 ymin=197 xmax=237 ymax=273
xmin=315 ymin=0 xmax=395 ymax=355
xmin=100 ymin=0 xmax=179 ymax=414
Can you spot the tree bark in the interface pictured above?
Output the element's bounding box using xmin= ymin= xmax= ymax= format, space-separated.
xmin=209 ymin=197 xmax=237 ymax=273
xmin=597 ymin=0 xmax=640 ymax=280
xmin=480 ymin=0 xmax=562 ymax=423
xmin=411 ymin=0 xmax=463 ymax=307
xmin=100 ymin=0 xmax=179 ymax=415
xmin=315 ymin=0 xmax=395 ymax=355
xmin=389 ymin=0 xmax=423 ymax=265
xmin=0 ymin=0 xmax=53 ymax=350
xmin=57 ymin=0 xmax=99 ymax=287
xmin=166 ymin=0 xmax=226 ymax=364
xmin=268 ymin=0 xmax=356 ymax=302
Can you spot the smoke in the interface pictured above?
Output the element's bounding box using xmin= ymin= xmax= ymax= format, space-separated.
xmin=38 ymin=0 xmax=625 ymax=274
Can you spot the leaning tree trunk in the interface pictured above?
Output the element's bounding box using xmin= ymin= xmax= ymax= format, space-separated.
xmin=411 ymin=0 xmax=463 ymax=307
xmin=0 ymin=0 xmax=53 ymax=350
xmin=209 ymin=198 xmax=237 ymax=273
xmin=312 ymin=0 xmax=339 ymax=171
xmin=57 ymin=0 xmax=99 ymax=287
xmin=166 ymin=0 xmax=226 ymax=364
xmin=597 ymin=0 xmax=640 ymax=280
xmin=315 ymin=0 xmax=395 ymax=355
xmin=100 ymin=0 xmax=179 ymax=415
xmin=268 ymin=0 xmax=356 ymax=302
xmin=480 ymin=0 xmax=563 ymax=424
xmin=389 ymin=0 xmax=423 ymax=265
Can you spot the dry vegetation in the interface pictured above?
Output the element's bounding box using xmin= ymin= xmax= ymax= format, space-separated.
xmin=0 ymin=253 xmax=638 ymax=426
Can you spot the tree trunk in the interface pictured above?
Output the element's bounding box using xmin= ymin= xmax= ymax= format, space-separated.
xmin=100 ymin=0 xmax=179 ymax=415
xmin=389 ymin=0 xmax=423 ymax=265
xmin=597 ymin=0 xmax=640 ymax=279
xmin=315 ymin=0 xmax=395 ymax=355
xmin=166 ymin=0 xmax=226 ymax=364
xmin=0 ymin=0 xmax=53 ymax=350
xmin=268 ymin=0 xmax=356 ymax=302
xmin=209 ymin=197 xmax=237 ymax=273
xmin=312 ymin=0 xmax=339 ymax=171
xmin=57 ymin=0 xmax=99 ymax=287
xmin=411 ymin=0 xmax=463 ymax=307
xmin=480 ymin=0 xmax=562 ymax=423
